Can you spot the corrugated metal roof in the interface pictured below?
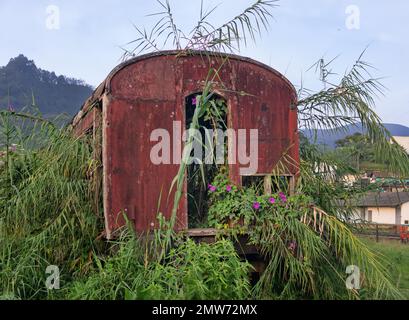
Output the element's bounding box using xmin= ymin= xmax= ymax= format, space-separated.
xmin=356 ymin=192 xmax=409 ymax=207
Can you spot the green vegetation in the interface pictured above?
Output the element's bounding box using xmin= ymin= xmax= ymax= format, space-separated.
xmin=0 ymin=110 xmax=103 ymax=299
xmin=361 ymin=238 xmax=409 ymax=299
xmin=1 ymin=88 xmax=404 ymax=301
xmin=69 ymin=234 xmax=251 ymax=300
xmin=335 ymin=133 xmax=377 ymax=172
xmin=207 ymin=169 xmax=402 ymax=299
xmin=330 ymin=132 xmax=404 ymax=175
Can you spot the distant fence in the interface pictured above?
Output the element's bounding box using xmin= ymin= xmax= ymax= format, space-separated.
xmin=354 ymin=223 xmax=409 ymax=242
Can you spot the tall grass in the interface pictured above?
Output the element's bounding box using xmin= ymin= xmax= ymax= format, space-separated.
xmin=0 ymin=110 xmax=104 ymax=299
xmin=361 ymin=238 xmax=409 ymax=299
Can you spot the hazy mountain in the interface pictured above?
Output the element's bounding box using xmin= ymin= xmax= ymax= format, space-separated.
xmin=0 ymin=55 xmax=93 ymax=116
xmin=303 ymin=123 xmax=409 ymax=148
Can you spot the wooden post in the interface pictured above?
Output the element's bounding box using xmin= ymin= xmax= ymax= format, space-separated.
xmin=376 ymin=224 xmax=379 ymax=243
xmin=264 ymin=175 xmax=272 ymax=195
xmin=289 ymin=176 xmax=295 ymax=195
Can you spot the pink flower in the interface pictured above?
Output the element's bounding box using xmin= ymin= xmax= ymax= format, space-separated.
xmin=269 ymin=197 xmax=276 ymax=204
xmin=279 ymin=192 xmax=287 ymax=203
xmin=8 ymin=105 xmax=15 ymax=112
xmin=226 ymin=185 xmax=232 ymax=192
xmin=253 ymin=202 xmax=261 ymax=210
xmin=208 ymin=184 xmax=217 ymax=193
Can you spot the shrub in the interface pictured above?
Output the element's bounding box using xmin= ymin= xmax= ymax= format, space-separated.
xmin=70 ymin=235 xmax=251 ymax=300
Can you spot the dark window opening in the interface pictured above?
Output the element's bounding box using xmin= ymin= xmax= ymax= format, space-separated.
xmin=185 ymin=93 xmax=227 ymax=228
xmin=242 ymin=175 xmax=294 ymax=196
xmin=242 ymin=176 xmax=265 ymax=196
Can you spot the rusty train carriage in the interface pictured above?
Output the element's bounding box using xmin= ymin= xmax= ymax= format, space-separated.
xmin=72 ymin=50 xmax=299 ymax=239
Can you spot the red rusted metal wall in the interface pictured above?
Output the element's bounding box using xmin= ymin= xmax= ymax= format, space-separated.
xmin=73 ymin=51 xmax=299 ymax=238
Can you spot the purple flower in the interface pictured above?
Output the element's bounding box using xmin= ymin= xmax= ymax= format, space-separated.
xmin=269 ymin=197 xmax=276 ymax=204
xmin=208 ymin=184 xmax=217 ymax=193
xmin=279 ymin=192 xmax=287 ymax=203
xmin=226 ymin=185 xmax=232 ymax=192
xmin=192 ymin=97 xmax=197 ymax=106
xmin=8 ymin=105 xmax=15 ymax=112
xmin=253 ymin=202 xmax=261 ymax=210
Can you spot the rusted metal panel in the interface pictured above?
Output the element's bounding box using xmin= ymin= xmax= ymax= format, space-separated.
xmin=71 ymin=105 xmax=103 ymax=140
xmin=234 ymin=62 xmax=297 ymax=175
xmin=104 ymin=98 xmax=187 ymax=234
xmin=73 ymin=51 xmax=299 ymax=238
xmin=110 ymin=57 xmax=177 ymax=101
xmin=71 ymin=82 xmax=105 ymax=129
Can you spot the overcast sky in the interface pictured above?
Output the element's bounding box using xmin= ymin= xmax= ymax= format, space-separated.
xmin=0 ymin=0 xmax=408 ymax=125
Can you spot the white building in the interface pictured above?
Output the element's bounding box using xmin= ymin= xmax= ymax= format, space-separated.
xmin=354 ymin=192 xmax=409 ymax=225
xmin=393 ymin=136 xmax=409 ymax=153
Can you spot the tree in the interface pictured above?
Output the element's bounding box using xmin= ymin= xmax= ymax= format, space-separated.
xmin=335 ymin=133 xmax=376 ymax=171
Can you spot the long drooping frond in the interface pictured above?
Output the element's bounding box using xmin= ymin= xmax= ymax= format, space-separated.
xmin=298 ymin=53 xmax=409 ymax=177
xmin=252 ymin=204 xmax=402 ymax=299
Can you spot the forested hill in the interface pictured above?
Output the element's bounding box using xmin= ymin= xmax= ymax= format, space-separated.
xmin=0 ymin=55 xmax=93 ymax=116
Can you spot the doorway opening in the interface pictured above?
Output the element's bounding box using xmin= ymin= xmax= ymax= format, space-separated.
xmin=185 ymin=92 xmax=228 ymax=228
